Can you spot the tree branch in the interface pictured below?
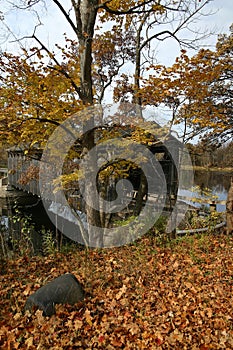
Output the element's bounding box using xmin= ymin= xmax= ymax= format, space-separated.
xmin=32 ymin=34 xmax=83 ymax=99
xmin=99 ymin=0 xmax=156 ymax=15
xmin=140 ymin=30 xmax=180 ymax=51
xmin=52 ymin=0 xmax=78 ymax=36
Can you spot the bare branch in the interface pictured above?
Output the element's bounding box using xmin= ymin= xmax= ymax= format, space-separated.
xmin=140 ymin=30 xmax=181 ymax=52
xmin=7 ymin=0 xmax=43 ymax=11
xmin=52 ymin=0 xmax=78 ymax=36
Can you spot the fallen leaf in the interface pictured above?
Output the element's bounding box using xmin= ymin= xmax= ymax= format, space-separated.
xmin=116 ymin=284 xmax=127 ymax=300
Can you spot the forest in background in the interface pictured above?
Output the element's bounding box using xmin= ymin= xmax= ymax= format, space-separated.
xmin=188 ymin=141 xmax=233 ymax=169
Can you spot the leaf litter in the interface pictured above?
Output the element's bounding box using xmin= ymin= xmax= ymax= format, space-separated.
xmin=0 ymin=234 xmax=233 ymax=349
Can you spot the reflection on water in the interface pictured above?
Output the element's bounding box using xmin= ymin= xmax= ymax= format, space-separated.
xmin=194 ymin=171 xmax=232 ymax=195
xmin=180 ymin=170 xmax=233 ymax=212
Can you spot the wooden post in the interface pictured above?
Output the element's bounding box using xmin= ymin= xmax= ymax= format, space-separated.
xmin=210 ymin=201 xmax=216 ymax=212
xmin=226 ymin=178 xmax=233 ymax=234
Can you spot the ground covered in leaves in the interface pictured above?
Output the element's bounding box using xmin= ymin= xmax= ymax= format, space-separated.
xmin=1 ymin=233 xmax=233 ymax=349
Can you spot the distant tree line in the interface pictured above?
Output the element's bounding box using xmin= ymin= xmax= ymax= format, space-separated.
xmin=187 ymin=141 xmax=233 ymax=168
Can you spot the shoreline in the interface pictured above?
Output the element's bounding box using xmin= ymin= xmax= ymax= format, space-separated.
xmin=181 ymin=165 xmax=233 ymax=173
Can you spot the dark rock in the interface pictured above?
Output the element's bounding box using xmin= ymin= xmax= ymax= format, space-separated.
xmin=24 ymin=273 xmax=85 ymax=316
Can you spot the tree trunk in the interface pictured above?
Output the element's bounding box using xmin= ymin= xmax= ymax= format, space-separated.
xmin=73 ymin=0 xmax=103 ymax=246
xmin=133 ymin=12 xmax=150 ymax=119
xmin=133 ymin=22 xmax=143 ymax=118
xmin=134 ymin=172 xmax=147 ymax=216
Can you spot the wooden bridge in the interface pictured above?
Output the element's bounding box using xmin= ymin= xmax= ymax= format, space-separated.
xmin=5 ymin=146 xmax=227 ymax=212
xmin=3 ymin=145 xmax=181 ymax=245
xmin=6 ymin=145 xmax=179 ymax=207
xmin=2 ymin=146 xmax=228 ymax=244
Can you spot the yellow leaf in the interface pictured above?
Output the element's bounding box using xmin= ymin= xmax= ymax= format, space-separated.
xmin=116 ymin=284 xmax=127 ymax=300
xmin=74 ymin=319 xmax=83 ymax=330
xmin=13 ymin=312 xmax=22 ymax=321
xmin=25 ymin=336 xmax=34 ymax=348
xmin=84 ymin=309 xmax=93 ymax=326
xmin=23 ymin=285 xmax=32 ymax=296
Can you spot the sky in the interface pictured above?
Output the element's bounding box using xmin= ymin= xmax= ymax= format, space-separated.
xmin=1 ymin=0 xmax=232 ymax=67
xmin=155 ymin=0 xmax=233 ymax=65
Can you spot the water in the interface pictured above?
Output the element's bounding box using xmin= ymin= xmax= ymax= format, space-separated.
xmin=0 ymin=193 xmax=56 ymax=253
xmin=194 ymin=170 xmax=232 ymax=211
xmin=195 ymin=170 xmax=231 ymax=192
xmin=178 ymin=170 xmax=232 ymax=212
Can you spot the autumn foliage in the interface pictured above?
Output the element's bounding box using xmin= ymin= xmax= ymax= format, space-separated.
xmin=1 ymin=234 xmax=233 ymax=349
xmin=140 ymin=25 xmax=233 ymax=143
xmin=1 ymin=2 xmax=231 ymax=148
xmin=0 ymin=2 xmax=232 ymax=347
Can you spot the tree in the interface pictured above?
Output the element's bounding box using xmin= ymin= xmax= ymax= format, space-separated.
xmin=188 ymin=141 xmax=233 ymax=168
xmin=114 ymin=0 xmax=211 ymax=112
xmin=140 ymin=24 xmax=233 ymax=144
xmin=0 ymin=0 xmax=215 ymax=245
xmin=0 ymin=50 xmax=83 ymax=147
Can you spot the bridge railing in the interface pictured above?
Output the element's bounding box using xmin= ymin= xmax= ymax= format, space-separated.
xmin=7 ymin=149 xmax=41 ymax=196
xmin=7 ymin=149 xmax=83 ymax=207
